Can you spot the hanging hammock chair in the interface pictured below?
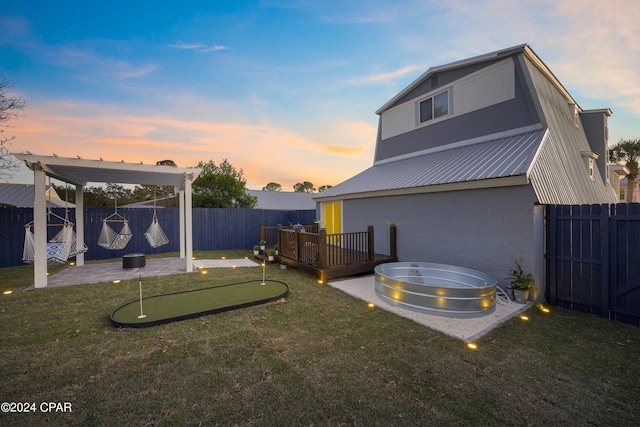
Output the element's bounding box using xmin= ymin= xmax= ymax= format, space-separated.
xmin=22 ymin=182 xmax=87 ymax=264
xmin=144 ymin=187 xmax=169 ymax=248
xmin=22 ymin=212 xmax=86 ymax=264
xmin=98 ymin=211 xmax=133 ymax=250
xmin=145 ymin=212 xmax=169 ymax=248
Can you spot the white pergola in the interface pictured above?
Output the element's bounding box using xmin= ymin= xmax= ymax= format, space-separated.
xmin=13 ymin=153 xmax=201 ymax=288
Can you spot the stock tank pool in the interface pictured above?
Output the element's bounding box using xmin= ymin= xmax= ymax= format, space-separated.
xmin=374 ymin=262 xmax=497 ymax=317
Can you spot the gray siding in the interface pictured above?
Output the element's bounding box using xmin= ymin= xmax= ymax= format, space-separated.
xmin=342 ymin=185 xmax=539 ymax=287
xmin=374 ymin=56 xmax=540 ymax=162
xmin=391 ymin=59 xmax=503 ymax=107
xmin=580 ymin=111 xmax=610 ymax=185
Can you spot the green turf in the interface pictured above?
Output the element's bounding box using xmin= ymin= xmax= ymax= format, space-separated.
xmin=110 ymin=279 xmax=288 ymax=327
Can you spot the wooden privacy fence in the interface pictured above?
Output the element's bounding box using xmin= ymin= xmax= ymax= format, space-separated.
xmin=0 ymin=207 xmax=315 ymax=268
xmin=546 ymin=203 xmax=640 ymax=326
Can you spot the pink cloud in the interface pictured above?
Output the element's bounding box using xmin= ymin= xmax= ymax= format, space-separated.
xmin=10 ymin=98 xmax=374 ymax=190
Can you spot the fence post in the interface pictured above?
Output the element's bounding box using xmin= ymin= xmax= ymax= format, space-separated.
xmin=318 ymin=228 xmax=326 ymax=269
xmin=367 ymin=225 xmax=374 ymax=261
xmin=259 ymin=224 xmax=265 ymax=243
xmin=547 ymin=205 xmax=557 ymax=306
xmin=601 ymin=203 xmax=610 ymax=318
xmin=389 ymin=224 xmax=397 ymax=259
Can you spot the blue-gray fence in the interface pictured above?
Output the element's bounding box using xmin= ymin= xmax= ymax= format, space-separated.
xmin=546 ymin=203 xmax=640 ymax=326
xmin=0 ymin=207 xmax=316 ymax=268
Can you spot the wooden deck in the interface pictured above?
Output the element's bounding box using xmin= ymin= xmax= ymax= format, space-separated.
xmin=266 ymin=224 xmax=397 ymax=281
xmin=278 ymin=251 xmax=397 ymax=282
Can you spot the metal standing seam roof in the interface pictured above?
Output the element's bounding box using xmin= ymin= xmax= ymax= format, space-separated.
xmin=0 ymin=183 xmax=72 ymax=208
xmin=315 ymin=128 xmax=546 ymax=200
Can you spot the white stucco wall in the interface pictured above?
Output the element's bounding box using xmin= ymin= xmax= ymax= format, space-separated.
xmin=341 ymin=185 xmax=542 ymax=295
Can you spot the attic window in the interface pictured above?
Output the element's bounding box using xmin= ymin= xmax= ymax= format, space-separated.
xmin=573 ymin=104 xmax=579 ymax=128
xmin=581 ymin=151 xmax=598 ymax=181
xmin=419 ymin=90 xmax=449 ymax=123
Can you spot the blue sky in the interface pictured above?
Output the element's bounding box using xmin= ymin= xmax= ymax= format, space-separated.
xmin=2 ymin=0 xmax=639 ymax=189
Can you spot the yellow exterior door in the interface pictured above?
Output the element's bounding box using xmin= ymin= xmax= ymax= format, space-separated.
xmin=323 ymin=202 xmax=342 ymax=235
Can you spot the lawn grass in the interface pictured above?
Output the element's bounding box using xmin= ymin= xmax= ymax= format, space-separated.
xmin=1 ymin=251 xmax=639 ymax=426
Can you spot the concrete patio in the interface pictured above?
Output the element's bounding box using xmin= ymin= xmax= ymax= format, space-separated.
xmin=37 ymin=257 xmax=260 ymax=288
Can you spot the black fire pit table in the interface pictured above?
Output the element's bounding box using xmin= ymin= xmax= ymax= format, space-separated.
xmin=123 ymin=253 xmax=146 ymax=269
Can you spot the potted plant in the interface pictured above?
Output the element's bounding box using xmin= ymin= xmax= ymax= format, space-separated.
xmin=509 ymin=258 xmax=537 ymax=304
xmin=274 ymin=244 xmax=278 ymax=256
xmin=253 ymin=245 xmax=259 ymax=256
xmin=259 ymin=240 xmax=266 ymax=250
xmin=267 ymin=249 xmax=275 ymax=262
xmin=280 ymin=262 xmax=287 ymax=270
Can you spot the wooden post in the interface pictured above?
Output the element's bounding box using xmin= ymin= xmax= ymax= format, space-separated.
xmin=547 ymin=205 xmax=557 ymax=306
xmin=600 ymin=203 xmax=609 ymax=318
xmin=277 ymin=225 xmax=282 ymax=258
xmin=390 ymin=224 xmax=397 ymax=259
xmin=295 ymin=227 xmax=301 ymax=261
xmin=318 ymin=228 xmax=327 ymax=269
xmin=367 ymin=225 xmax=374 ymax=261
xmin=259 ymin=224 xmax=265 ymax=243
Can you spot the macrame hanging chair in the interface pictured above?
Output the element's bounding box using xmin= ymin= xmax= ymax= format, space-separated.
xmin=22 ymin=182 xmax=87 ymax=264
xmin=22 ymin=213 xmax=80 ymax=264
xmin=144 ymin=188 xmax=169 ymax=248
xmin=98 ymin=199 xmax=133 ymax=250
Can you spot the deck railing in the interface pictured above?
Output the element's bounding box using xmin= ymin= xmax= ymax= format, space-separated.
xmin=260 ymin=223 xmax=318 ymax=247
xmin=277 ymin=225 xmax=375 ymax=269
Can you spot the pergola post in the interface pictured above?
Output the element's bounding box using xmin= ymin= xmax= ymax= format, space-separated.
xmin=75 ymin=184 xmax=85 ymax=266
xmin=179 ymin=188 xmax=185 ymax=259
xmin=184 ymin=175 xmax=193 ymax=272
xmin=33 ymin=167 xmax=47 ymax=288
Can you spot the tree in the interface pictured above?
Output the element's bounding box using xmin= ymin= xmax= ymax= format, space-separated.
xmin=262 ymin=182 xmax=282 ymax=191
xmin=318 ymin=185 xmax=333 ymax=193
xmin=141 ymin=159 xmax=178 ymax=199
xmin=156 ymin=159 xmax=177 ymax=167
xmin=293 ymin=181 xmax=315 ymax=193
xmin=609 ymin=138 xmax=640 ymax=203
xmin=0 ymin=76 xmax=26 ymax=181
xmin=192 ymin=159 xmax=257 ymax=208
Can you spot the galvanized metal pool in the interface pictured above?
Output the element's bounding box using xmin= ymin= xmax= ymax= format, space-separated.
xmin=374 ymin=262 xmax=497 ymax=317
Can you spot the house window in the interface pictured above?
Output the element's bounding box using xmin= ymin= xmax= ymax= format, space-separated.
xmin=419 ymin=90 xmax=449 ymax=123
xmin=581 ymin=151 xmax=598 ymax=182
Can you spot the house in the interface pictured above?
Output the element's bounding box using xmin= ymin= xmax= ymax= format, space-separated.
xmin=618 ymin=177 xmax=640 ymax=202
xmin=314 ymin=44 xmax=618 ymax=292
xmin=0 ymin=183 xmax=73 ymax=208
xmin=246 ymin=190 xmax=315 ymax=210
xmin=120 ymin=190 xmax=316 ymax=210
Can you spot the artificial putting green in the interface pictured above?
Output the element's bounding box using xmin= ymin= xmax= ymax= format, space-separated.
xmin=110 ymin=280 xmax=289 ymax=328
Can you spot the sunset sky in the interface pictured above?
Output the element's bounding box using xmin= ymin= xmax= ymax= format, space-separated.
xmin=2 ymin=0 xmax=639 ymax=190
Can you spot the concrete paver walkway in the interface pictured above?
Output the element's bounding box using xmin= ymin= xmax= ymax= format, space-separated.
xmin=39 ymin=257 xmax=259 ymax=288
